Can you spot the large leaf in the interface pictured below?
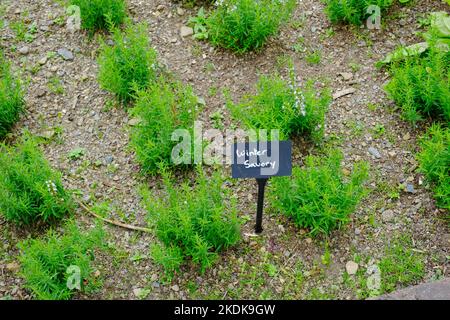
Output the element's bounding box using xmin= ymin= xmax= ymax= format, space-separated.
xmin=379 ymin=42 xmax=429 ymax=66
xmin=425 ymin=12 xmax=450 ymax=39
xmin=379 ymin=11 xmax=450 ymax=66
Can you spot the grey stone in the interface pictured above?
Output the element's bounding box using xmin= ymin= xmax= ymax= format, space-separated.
xmin=406 ymin=183 xmax=415 ymax=193
xmin=180 ymin=26 xmax=193 ymax=38
xmin=374 ymin=278 xmax=450 ymax=300
xmin=18 ymin=46 xmax=29 ymax=55
xmin=382 ymin=209 xmax=395 ymax=222
xmin=346 ymin=261 xmax=359 ymax=275
xmin=368 ymin=147 xmax=381 ymax=159
xmin=105 ymin=155 xmax=114 ymax=164
xmin=57 ymin=48 xmax=74 ymax=60
xmin=333 ymin=88 xmax=356 ymax=100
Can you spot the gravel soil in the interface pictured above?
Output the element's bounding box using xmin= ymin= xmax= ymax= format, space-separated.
xmin=0 ymin=0 xmax=449 ymax=300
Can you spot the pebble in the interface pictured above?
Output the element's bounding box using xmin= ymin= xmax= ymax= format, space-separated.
xmin=57 ymin=48 xmax=74 ymax=60
xmin=38 ymin=56 xmax=48 ymax=65
xmin=180 ymin=26 xmax=193 ymax=38
xmin=406 ymin=183 xmax=415 ymax=193
xmin=171 ymin=285 xmax=179 ymax=292
xmin=333 ymin=88 xmax=356 ymax=100
xmin=177 ymin=7 xmax=185 ymax=16
xmin=382 ymin=209 xmax=395 ymax=222
xmin=368 ymin=147 xmax=381 ymax=159
xmin=18 ymin=46 xmax=29 ymax=55
xmin=340 ymin=72 xmax=353 ymax=81
xmin=346 ymin=261 xmax=359 ymax=275
xmin=105 ymin=155 xmax=114 ymax=164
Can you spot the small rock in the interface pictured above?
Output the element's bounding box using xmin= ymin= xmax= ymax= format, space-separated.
xmin=133 ymin=288 xmax=150 ymax=299
xmin=333 ymin=88 xmax=356 ymax=100
xmin=82 ymin=194 xmax=91 ymax=203
xmin=305 ymin=238 xmax=312 ymax=244
xmin=128 ymin=118 xmax=141 ymax=126
xmin=197 ymin=96 xmax=206 ymax=106
xmin=382 ymin=209 xmax=395 ymax=222
xmin=180 ymin=26 xmax=193 ymax=38
xmin=406 ymin=183 xmax=415 ymax=193
xmin=403 ymin=132 xmax=411 ymax=141
xmin=340 ymin=72 xmax=353 ymax=81
xmin=36 ymin=89 xmax=46 ymax=98
xmin=157 ymin=4 xmax=165 ymax=11
xmin=368 ymin=147 xmax=381 ymax=159
xmin=177 ymin=7 xmax=185 ymax=16
xmin=104 ymin=155 xmax=114 ymax=164
xmin=171 ymin=285 xmax=179 ymax=292
xmin=37 ymin=129 xmax=55 ymax=140
xmin=57 ymin=48 xmax=74 ymax=61
xmin=18 ymin=46 xmax=30 ymax=55
xmin=38 ymin=56 xmax=48 ymax=65
xmin=355 ymin=228 xmax=361 ymax=235
xmin=346 ymin=261 xmax=359 ymax=275
xmin=152 ymin=281 xmax=160 ymax=288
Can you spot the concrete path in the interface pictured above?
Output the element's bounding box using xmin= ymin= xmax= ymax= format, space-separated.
xmin=374 ymin=278 xmax=450 ymax=300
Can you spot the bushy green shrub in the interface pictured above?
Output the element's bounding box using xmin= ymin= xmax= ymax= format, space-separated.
xmin=227 ymin=69 xmax=331 ymax=141
xmin=0 ymin=51 xmax=24 ymax=139
xmin=130 ymin=78 xmax=201 ymax=175
xmin=206 ymin=0 xmax=296 ymax=53
xmin=98 ymin=22 xmax=158 ymax=104
xmin=0 ymin=139 xmax=73 ymax=225
xmin=69 ymin=0 xmax=127 ymax=32
xmin=270 ymin=150 xmax=369 ymax=235
xmin=417 ymin=124 xmax=449 ymax=211
xmin=18 ymin=222 xmax=105 ymax=300
xmin=324 ymin=0 xmax=398 ymax=26
xmin=141 ymin=167 xmax=242 ymax=277
xmin=385 ymin=46 xmax=450 ymax=124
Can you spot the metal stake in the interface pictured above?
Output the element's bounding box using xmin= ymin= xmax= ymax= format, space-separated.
xmin=255 ymin=178 xmax=268 ymax=233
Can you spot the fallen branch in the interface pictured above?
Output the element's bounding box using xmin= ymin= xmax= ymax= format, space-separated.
xmin=75 ymin=198 xmax=152 ymax=233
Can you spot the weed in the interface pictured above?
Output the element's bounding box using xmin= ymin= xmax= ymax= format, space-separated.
xmin=379 ymin=235 xmax=425 ymax=293
xmin=47 ymin=76 xmax=65 ymax=94
xmin=18 ymin=221 xmax=105 ymax=300
xmin=68 ymin=147 xmax=86 ymax=160
xmin=141 ymin=167 xmax=242 ymax=278
xmin=227 ymin=68 xmax=331 ymax=141
xmin=206 ymin=0 xmax=296 ymax=53
xmin=129 ymin=77 xmax=201 ymax=175
xmin=189 ymin=7 xmax=209 ymax=40
xmin=69 ymin=0 xmax=127 ymax=33
xmin=98 ymin=22 xmax=158 ymax=105
xmin=306 ymin=50 xmax=321 ymax=65
xmin=417 ymin=124 xmax=449 ymax=211
xmin=0 ymin=52 xmax=24 ymax=139
xmin=270 ymin=150 xmax=369 ymax=235
xmin=0 ymin=138 xmax=73 ymax=225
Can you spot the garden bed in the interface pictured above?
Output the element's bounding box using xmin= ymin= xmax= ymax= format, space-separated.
xmin=0 ymin=0 xmax=448 ymax=300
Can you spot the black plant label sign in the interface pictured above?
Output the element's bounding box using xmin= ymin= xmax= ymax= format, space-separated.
xmin=232 ymin=140 xmax=292 ymax=179
xmin=232 ymin=140 xmax=292 ymax=233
